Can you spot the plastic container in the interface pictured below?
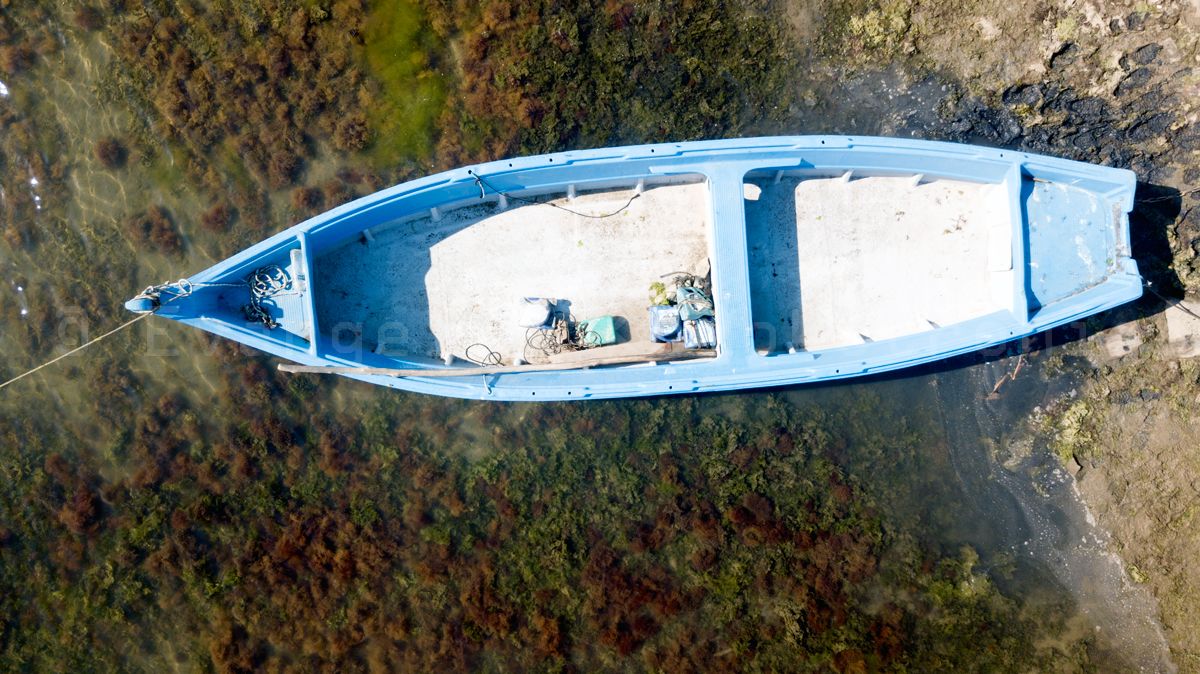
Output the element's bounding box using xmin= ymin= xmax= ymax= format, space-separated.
xmin=517 ymin=297 xmax=553 ymax=328
xmin=683 ymin=316 xmax=717 ymax=349
xmin=578 ymin=315 xmax=618 ymax=346
xmin=649 ymin=305 xmax=682 ymax=342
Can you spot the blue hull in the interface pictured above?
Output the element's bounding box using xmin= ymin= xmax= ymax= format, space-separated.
xmin=132 ymin=136 xmax=1141 ymax=400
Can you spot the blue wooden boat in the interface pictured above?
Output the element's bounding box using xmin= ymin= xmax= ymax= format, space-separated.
xmin=126 ymin=136 xmax=1142 ymax=400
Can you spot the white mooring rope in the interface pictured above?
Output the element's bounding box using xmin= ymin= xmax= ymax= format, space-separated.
xmin=0 ymin=312 xmax=154 ymax=391
xmin=0 ymin=278 xmax=196 ymax=392
xmin=1 ymin=265 xmax=293 ymax=391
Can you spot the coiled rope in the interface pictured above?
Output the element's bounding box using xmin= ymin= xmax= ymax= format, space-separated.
xmin=465 ymin=343 xmax=502 ymax=366
xmin=522 ymin=311 xmax=602 ymax=363
xmin=242 ymin=265 xmax=294 ymax=328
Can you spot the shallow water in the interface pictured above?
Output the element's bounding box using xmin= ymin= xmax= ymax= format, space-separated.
xmin=774 ymin=355 xmax=1175 ymax=672
xmin=931 ymin=360 xmax=1173 ymax=671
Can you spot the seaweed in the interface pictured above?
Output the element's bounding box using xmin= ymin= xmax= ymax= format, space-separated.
xmin=101 ymin=0 xmax=379 ymax=222
xmin=199 ymin=202 xmax=236 ymax=233
xmin=360 ymin=0 xmax=446 ymax=166
xmin=125 ymin=206 xmax=184 ymax=256
xmin=93 ymin=137 xmax=128 ymax=169
xmin=423 ymin=0 xmax=797 ymax=164
xmin=72 ymin=7 xmax=107 ymax=32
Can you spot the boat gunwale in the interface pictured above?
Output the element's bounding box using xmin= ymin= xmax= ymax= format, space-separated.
xmin=159 ymin=135 xmax=1141 ymax=401
xmin=187 ymin=135 xmax=1136 ymax=286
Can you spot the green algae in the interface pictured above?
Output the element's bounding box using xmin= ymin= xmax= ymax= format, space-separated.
xmin=846 ymin=0 xmax=913 ymax=52
xmin=362 ymin=0 xmax=448 ymax=167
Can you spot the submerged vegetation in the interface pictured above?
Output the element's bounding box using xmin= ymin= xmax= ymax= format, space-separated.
xmin=361 ymin=0 xmax=446 ymax=165
xmin=424 ymin=0 xmax=798 ymax=164
xmin=106 ymin=0 xmax=374 ymax=224
xmin=0 ymin=360 xmax=1077 ymax=671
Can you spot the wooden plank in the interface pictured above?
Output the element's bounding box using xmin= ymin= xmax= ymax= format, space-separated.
xmin=278 ymin=348 xmax=715 ymax=378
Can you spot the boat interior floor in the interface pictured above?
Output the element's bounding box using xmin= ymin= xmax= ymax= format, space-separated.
xmin=314 ymin=182 xmax=713 ymax=364
xmin=746 ymin=175 xmax=1014 ymax=352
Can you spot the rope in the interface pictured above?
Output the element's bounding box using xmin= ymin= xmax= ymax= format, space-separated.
xmin=662 ymin=270 xmax=711 ymax=296
xmin=469 ymin=171 xmax=640 ymax=219
xmin=242 ymin=265 xmax=295 ymax=329
xmin=0 ymin=277 xmax=199 ymax=392
xmin=1 ymin=266 xmax=293 ymax=391
xmin=0 ymin=312 xmax=154 ymax=391
xmin=521 ymin=311 xmax=601 ymax=362
xmin=1136 ymin=187 xmax=1200 ymax=204
xmin=465 ymin=343 xmax=502 ymax=366
xmin=1144 ymin=280 xmax=1200 ymax=320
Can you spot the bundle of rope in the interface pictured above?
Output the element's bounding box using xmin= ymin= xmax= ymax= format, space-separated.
xmin=242 ymin=265 xmax=293 ymax=328
xmin=522 ymin=312 xmax=602 ymax=362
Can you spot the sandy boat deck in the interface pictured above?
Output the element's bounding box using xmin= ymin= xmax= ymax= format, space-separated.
xmin=314 ymin=182 xmax=712 ymax=363
xmin=745 ymin=175 xmax=1014 ymax=352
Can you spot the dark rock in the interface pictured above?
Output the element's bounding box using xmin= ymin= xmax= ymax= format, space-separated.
xmin=1067 ymin=97 xmax=1108 ymax=124
xmin=1130 ymin=43 xmax=1162 ymax=66
xmin=1175 ymin=125 xmax=1200 ymax=151
xmin=1114 ymin=67 xmax=1153 ymax=97
xmin=1049 ymin=43 xmax=1079 ymax=69
xmin=1138 ymin=388 xmax=1161 ymax=402
xmin=1181 ymin=167 xmax=1200 ymax=185
xmin=1144 ymin=165 xmax=1178 ymax=185
xmin=1038 ymin=84 xmax=1073 ymax=113
xmin=1104 ymin=147 xmax=1135 ymax=169
xmin=1126 ymin=11 xmax=1146 ymax=31
xmin=1125 ymin=113 xmax=1173 ymax=142
xmin=991 ymin=111 xmax=1024 ymax=144
xmin=1109 ymin=18 xmax=1123 ymax=35
xmin=1071 ymin=131 xmax=1098 ymax=151
xmin=1130 ymin=84 xmax=1171 ymax=111
xmin=954 ymin=98 xmax=1023 ymax=144
xmin=1184 ymin=207 xmax=1200 ymax=237
xmin=1129 ymin=156 xmax=1159 ymax=180
xmin=1020 ymin=128 xmax=1057 ymax=155
xmin=1142 ymin=112 xmax=1174 ymax=135
xmin=1095 ymin=127 xmax=1122 ymax=146
xmin=1002 ymin=83 xmax=1043 ymax=107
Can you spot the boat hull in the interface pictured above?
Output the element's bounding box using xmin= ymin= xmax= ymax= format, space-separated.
xmin=138 ymin=136 xmax=1141 ymax=400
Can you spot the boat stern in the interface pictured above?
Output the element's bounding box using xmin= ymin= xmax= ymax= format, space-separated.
xmin=1017 ymin=159 xmax=1141 ymax=315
